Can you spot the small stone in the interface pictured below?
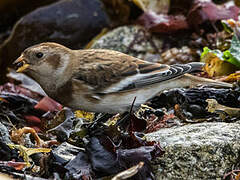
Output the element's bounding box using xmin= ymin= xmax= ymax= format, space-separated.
xmin=162 ymin=51 xmax=172 ymax=59
xmin=181 ymin=55 xmax=189 ymax=62
xmin=170 ymin=47 xmax=178 ymax=55
xmin=181 ymin=46 xmax=191 ymax=54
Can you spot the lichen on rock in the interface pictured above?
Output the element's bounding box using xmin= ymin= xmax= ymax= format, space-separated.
xmin=146 ymin=122 xmax=240 ymax=179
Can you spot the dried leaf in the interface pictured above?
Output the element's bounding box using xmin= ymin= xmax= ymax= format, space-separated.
xmin=8 ymin=144 xmax=51 ymax=167
xmin=0 ymin=82 xmax=42 ymax=101
xmin=34 ymin=96 xmax=62 ymax=112
xmin=137 ymin=12 xmax=189 ymax=33
xmin=206 ymin=99 xmax=240 ymax=120
xmin=111 ymin=161 xmax=144 ymax=180
xmin=236 ymin=172 xmax=240 ymax=180
xmin=0 ymin=97 xmax=8 ymax=103
xmin=11 ymin=127 xmax=43 ymax=147
xmin=218 ymin=71 xmax=240 ymax=82
xmin=201 ymin=48 xmax=238 ymax=77
xmin=11 ymin=127 xmax=58 ymax=148
xmin=132 ymin=0 xmax=170 ymax=14
xmin=222 ymin=18 xmax=240 ymax=37
xmin=105 ymin=113 xmax=121 ymax=126
xmin=0 ymin=161 xmax=27 ymax=171
xmin=187 ymin=1 xmax=240 ymax=27
xmin=75 ymin=110 xmax=95 ymax=121
xmin=7 ymin=70 xmax=47 ymax=96
xmin=64 ymin=150 xmax=93 ymax=179
xmin=24 ymin=115 xmax=41 ymax=128
xmin=46 ymin=108 xmax=78 ymax=142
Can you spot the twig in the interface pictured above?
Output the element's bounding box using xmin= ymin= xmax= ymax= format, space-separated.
xmin=130 ymin=97 xmax=137 ymax=114
xmin=223 ymin=169 xmax=240 ymax=179
xmin=0 ymin=113 xmax=17 ymax=130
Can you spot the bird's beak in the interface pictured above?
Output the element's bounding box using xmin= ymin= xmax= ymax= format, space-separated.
xmin=13 ymin=55 xmax=30 ymax=73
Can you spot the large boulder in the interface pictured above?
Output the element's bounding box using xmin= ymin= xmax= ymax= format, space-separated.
xmin=0 ymin=0 xmax=57 ymax=32
xmin=146 ymin=122 xmax=240 ymax=179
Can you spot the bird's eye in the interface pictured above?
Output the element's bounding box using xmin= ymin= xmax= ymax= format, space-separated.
xmin=36 ymin=52 xmax=43 ymax=58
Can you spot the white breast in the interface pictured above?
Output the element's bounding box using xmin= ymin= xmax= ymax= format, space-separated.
xmin=68 ymin=76 xmax=186 ymax=113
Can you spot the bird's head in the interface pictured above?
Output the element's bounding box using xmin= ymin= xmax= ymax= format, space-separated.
xmin=13 ymin=42 xmax=72 ymax=83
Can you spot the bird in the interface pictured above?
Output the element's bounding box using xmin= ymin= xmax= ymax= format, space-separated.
xmin=13 ymin=42 xmax=232 ymax=113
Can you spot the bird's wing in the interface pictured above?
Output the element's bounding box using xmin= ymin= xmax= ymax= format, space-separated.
xmin=72 ymin=49 xmax=204 ymax=94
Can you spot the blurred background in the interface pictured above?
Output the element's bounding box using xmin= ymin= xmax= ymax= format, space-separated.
xmin=0 ymin=0 xmax=239 ymax=83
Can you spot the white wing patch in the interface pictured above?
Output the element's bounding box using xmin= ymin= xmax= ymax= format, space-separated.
xmin=99 ymin=63 xmax=203 ymax=94
xmin=101 ymin=68 xmax=170 ymax=93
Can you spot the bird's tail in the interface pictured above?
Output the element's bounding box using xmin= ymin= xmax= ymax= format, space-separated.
xmin=187 ymin=62 xmax=205 ymax=73
xmin=177 ymin=62 xmax=233 ymax=88
xmin=184 ymin=74 xmax=233 ymax=88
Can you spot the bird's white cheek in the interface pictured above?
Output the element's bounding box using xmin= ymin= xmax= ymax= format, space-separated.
xmin=55 ymin=54 xmax=69 ymax=75
xmin=36 ymin=63 xmax=55 ymax=77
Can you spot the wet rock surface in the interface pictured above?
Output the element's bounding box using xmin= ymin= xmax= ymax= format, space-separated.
xmin=146 ymin=122 xmax=240 ymax=179
xmin=0 ymin=0 xmax=111 ymax=82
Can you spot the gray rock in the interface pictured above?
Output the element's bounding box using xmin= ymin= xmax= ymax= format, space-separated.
xmin=146 ymin=122 xmax=240 ymax=179
xmin=90 ymin=25 xmax=163 ymax=62
xmin=0 ymin=122 xmax=11 ymax=144
xmin=0 ymin=0 xmax=110 ymax=82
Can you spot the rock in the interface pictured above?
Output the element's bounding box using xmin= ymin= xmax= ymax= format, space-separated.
xmin=146 ymin=122 xmax=240 ymax=179
xmin=0 ymin=122 xmax=11 ymax=144
xmin=89 ymin=25 xmax=163 ymax=62
xmin=0 ymin=0 xmax=111 ymax=82
xmin=0 ymin=0 xmax=57 ymax=32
